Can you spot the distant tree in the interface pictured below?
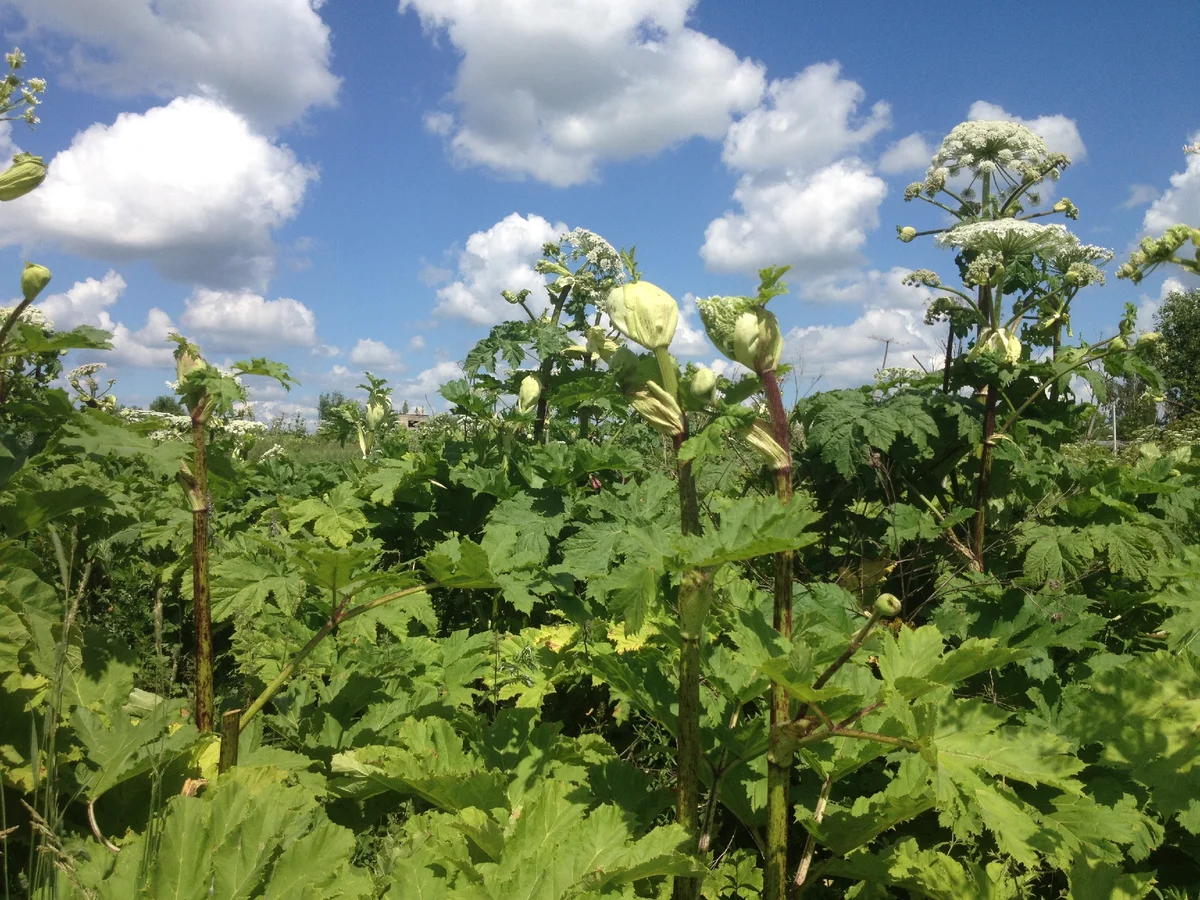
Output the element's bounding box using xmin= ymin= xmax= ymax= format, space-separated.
xmin=1108 ymin=373 xmax=1159 ymax=438
xmin=1155 ymin=287 xmax=1200 ymax=419
xmin=149 ymin=394 xmax=185 ymax=415
xmin=317 ymin=391 xmax=348 ymax=424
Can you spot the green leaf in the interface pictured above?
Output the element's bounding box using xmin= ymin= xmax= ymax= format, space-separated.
xmin=0 ymin=485 xmax=110 ymax=536
xmin=331 ymin=718 xmax=508 ymax=812
xmin=287 ymin=483 xmax=368 ymax=548
xmin=86 ymin=766 xmax=370 ymax=899
xmin=800 ymin=756 xmax=935 ymax=856
xmin=678 ymin=493 xmax=821 ymax=568
xmin=423 ymin=538 xmax=498 ymax=589
xmin=211 ymin=553 xmax=305 ymax=621
xmin=598 ymin=560 xmax=661 ymax=635
xmin=1066 ymin=853 xmax=1156 ymax=900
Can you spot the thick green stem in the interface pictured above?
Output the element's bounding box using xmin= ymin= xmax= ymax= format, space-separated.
xmin=665 ymin=343 xmax=706 ymax=900
xmin=0 ymin=294 xmax=34 ymax=356
xmin=676 ymin=568 xmax=709 ymax=845
xmin=942 ymin=319 xmax=954 ymax=393
xmin=761 ymin=368 xmax=794 ymax=900
xmin=533 ymin=285 xmax=572 ymax=444
xmin=238 ymin=584 xmax=428 ymax=733
xmin=972 ymin=386 xmax=998 ymax=567
xmin=190 ymin=404 xmax=214 ymax=733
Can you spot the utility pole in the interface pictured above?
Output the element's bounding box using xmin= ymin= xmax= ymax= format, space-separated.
xmin=869 ymin=335 xmax=897 ymax=372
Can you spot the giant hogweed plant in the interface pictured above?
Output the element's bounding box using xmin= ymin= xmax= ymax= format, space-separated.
xmin=896 ymin=119 xmax=1161 ymax=566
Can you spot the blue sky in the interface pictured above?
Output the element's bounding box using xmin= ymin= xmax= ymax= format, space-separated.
xmin=2 ymin=0 xmax=1198 ymax=419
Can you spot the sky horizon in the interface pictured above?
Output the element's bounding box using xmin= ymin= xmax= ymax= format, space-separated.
xmin=2 ymin=1 xmax=1198 ymax=422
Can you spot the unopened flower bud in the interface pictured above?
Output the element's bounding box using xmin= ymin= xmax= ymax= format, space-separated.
xmin=733 ymin=307 xmax=784 ymax=373
xmin=20 ymin=261 xmax=51 ymax=302
xmin=690 ymin=366 xmax=717 ymax=404
xmin=1136 ymin=331 xmax=1162 ymax=345
xmin=745 ymin=419 xmax=788 ymax=471
xmin=0 ymin=154 xmax=46 ymax=202
xmin=517 ymin=375 xmax=541 ymax=413
xmin=174 ymin=342 xmax=205 ymax=384
xmin=971 ymin=328 xmax=1021 ymax=365
xmin=585 ymin=326 xmax=619 ymax=362
xmin=697 ymin=295 xmax=784 ymax=374
xmin=874 ymin=593 xmax=902 ymax=618
xmin=629 ymin=380 xmax=684 ymax=436
xmin=898 ymin=226 xmax=917 ymax=243
xmin=366 ymin=399 xmax=389 ymax=430
xmin=605 ymin=280 xmax=679 ymax=352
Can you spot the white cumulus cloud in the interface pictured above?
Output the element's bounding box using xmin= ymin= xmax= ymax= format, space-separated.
xmin=400 ymin=0 xmax=765 ymax=185
xmin=0 ymin=97 xmax=317 ymax=290
xmin=181 ymin=288 xmax=319 ymax=351
xmin=433 ymin=213 xmax=566 ymax=324
xmin=671 ymin=297 xmax=714 ymax=359
xmin=702 ymin=64 xmax=891 ymax=280
xmin=1144 ymin=134 xmax=1200 ymax=233
xmin=722 ymin=63 xmax=890 ymax=175
xmin=35 ymin=270 xmax=126 ymax=331
xmin=967 ymin=101 xmax=1086 ymax=161
xmin=701 ymin=162 xmax=887 ymax=276
xmin=7 ymin=0 xmax=339 ymax=128
xmin=30 ymin=270 xmax=177 ymax=368
xmin=349 ymin=338 xmax=403 ymax=371
xmin=396 ymin=360 xmax=464 ymax=409
xmin=105 ymin=308 xmax=178 ymax=369
xmin=878 ymin=133 xmax=932 ymax=175
xmin=783 ymin=267 xmax=944 ymax=389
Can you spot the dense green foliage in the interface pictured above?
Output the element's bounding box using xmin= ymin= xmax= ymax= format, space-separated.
xmin=3 ymin=89 xmax=1200 ymax=900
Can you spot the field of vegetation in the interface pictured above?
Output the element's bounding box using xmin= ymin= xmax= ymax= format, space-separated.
xmin=3 ymin=49 xmax=1200 ymax=899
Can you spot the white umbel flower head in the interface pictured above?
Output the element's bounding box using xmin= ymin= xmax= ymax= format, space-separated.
xmin=936 ymin=219 xmax=1075 ymax=258
xmin=562 ymin=228 xmax=625 ymax=281
xmin=1043 ymin=234 xmax=1114 ymax=287
xmin=928 ymin=121 xmax=1051 ymax=182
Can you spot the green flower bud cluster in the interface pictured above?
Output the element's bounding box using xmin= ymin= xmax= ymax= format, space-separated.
xmin=696 ymin=295 xmax=784 ymax=374
xmin=175 ymin=342 xmax=205 ymax=384
xmin=897 ymin=226 xmax=917 ymax=243
xmin=1117 ymin=224 xmax=1200 ymax=284
xmin=605 ymin=280 xmax=678 ymax=352
xmin=1052 ymin=197 xmax=1079 ymax=220
xmin=903 ymin=269 xmax=941 ymax=288
xmin=963 ymin=251 xmax=1004 ymax=288
xmin=0 ymin=154 xmax=46 ymax=201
